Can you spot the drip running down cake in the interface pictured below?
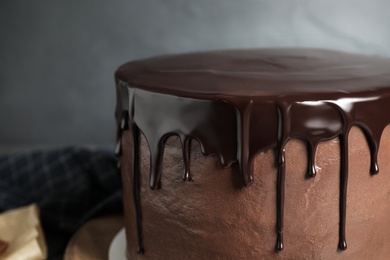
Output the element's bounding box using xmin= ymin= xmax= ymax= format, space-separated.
xmin=114 ymin=49 xmax=390 ymax=259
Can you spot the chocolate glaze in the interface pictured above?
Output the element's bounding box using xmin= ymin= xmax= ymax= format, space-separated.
xmin=114 ymin=49 xmax=390 ymax=254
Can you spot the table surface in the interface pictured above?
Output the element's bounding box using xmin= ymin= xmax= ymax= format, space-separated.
xmin=64 ymin=215 xmax=124 ymax=260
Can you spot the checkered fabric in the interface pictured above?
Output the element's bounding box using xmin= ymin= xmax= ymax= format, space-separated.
xmin=0 ymin=147 xmax=122 ymax=259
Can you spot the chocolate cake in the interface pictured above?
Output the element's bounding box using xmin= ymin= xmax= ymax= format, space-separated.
xmin=114 ymin=49 xmax=390 ymax=259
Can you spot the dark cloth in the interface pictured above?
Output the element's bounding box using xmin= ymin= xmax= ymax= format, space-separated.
xmin=0 ymin=147 xmax=122 ymax=259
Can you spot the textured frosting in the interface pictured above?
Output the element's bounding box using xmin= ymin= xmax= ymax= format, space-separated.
xmin=114 ymin=49 xmax=390 ymax=256
xmin=121 ymin=127 xmax=390 ymax=259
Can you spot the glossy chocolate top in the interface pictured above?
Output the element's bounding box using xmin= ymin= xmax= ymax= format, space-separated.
xmin=116 ymin=48 xmax=390 ymax=97
xmin=115 ymin=48 xmax=390 ymax=254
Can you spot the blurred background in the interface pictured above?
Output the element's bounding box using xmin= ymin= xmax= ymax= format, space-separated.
xmin=1 ymin=0 xmax=390 ymax=150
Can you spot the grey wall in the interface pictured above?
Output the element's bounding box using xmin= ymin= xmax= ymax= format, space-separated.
xmin=1 ymin=0 xmax=390 ymax=146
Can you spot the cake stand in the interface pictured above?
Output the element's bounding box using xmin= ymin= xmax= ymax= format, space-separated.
xmin=109 ymin=228 xmax=126 ymax=260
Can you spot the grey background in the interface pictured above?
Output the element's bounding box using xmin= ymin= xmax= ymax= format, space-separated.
xmin=1 ymin=0 xmax=390 ymax=147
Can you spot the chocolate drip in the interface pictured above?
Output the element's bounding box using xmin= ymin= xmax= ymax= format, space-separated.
xmin=149 ymin=138 xmax=165 ymax=189
xmin=132 ymin=89 xmax=238 ymax=189
xmin=361 ymin=127 xmax=379 ymax=175
xmin=115 ymin=49 xmax=390 ymax=254
xmin=306 ymin=141 xmax=317 ymax=178
xmin=115 ymin=86 xmax=145 ymax=254
xmin=114 ymin=139 xmax=121 ymax=158
xmin=181 ymin=137 xmax=192 ymax=181
xmin=115 ymin=111 xmax=129 ymax=169
xmin=339 ymin=131 xmax=349 ymax=251
xmin=276 ymin=103 xmax=288 ymax=251
xmin=132 ymin=124 xmax=144 ymax=254
xmin=114 ymin=111 xmax=130 ymax=158
xmin=121 ymin=111 xmax=129 ymax=130
xmin=128 ymin=89 xmax=144 ymax=254
xmin=237 ymin=100 xmax=254 ymax=186
xmin=276 ymin=156 xmax=285 ymax=252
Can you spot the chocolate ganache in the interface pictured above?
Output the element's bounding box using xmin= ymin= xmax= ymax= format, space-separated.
xmin=114 ymin=48 xmax=390 ymax=254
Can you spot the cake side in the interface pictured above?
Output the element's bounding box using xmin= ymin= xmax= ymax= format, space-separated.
xmin=121 ymin=126 xmax=390 ymax=259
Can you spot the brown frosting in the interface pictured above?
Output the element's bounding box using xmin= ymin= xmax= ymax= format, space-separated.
xmin=114 ymin=49 xmax=390 ymax=256
xmin=121 ymin=127 xmax=390 ymax=259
